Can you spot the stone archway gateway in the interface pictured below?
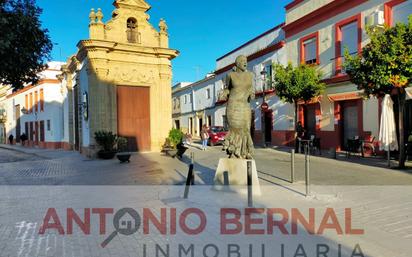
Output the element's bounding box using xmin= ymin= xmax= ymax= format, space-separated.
xmin=61 ymin=0 xmax=179 ymax=156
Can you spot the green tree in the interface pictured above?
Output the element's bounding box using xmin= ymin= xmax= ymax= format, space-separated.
xmin=273 ymin=63 xmax=325 ymax=146
xmin=0 ymin=0 xmax=53 ymax=91
xmin=344 ymin=16 xmax=412 ymax=168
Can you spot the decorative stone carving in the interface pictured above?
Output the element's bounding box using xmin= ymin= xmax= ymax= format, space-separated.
xmin=96 ymin=8 xmax=104 ymax=24
xmin=109 ymin=66 xmax=156 ymax=84
xmin=159 ymin=18 xmax=168 ymax=33
xmin=89 ymin=8 xmax=96 ymax=24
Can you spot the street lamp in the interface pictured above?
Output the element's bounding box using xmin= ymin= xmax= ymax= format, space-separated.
xmin=260 ymin=69 xmax=268 ymax=147
xmin=260 ymin=69 xmax=267 ymax=96
xmin=21 ymin=107 xmax=29 ymax=115
xmin=82 ymin=92 xmax=89 ymax=121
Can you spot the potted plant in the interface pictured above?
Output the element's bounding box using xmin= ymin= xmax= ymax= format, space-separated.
xmin=116 ymin=137 xmax=131 ymax=163
xmin=162 ymin=128 xmax=187 ymax=158
xmin=94 ymin=131 xmax=118 ymax=159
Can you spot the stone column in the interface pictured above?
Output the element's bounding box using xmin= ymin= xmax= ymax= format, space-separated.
xmin=151 ymin=61 xmax=173 ymax=151
xmin=87 ymin=63 xmax=117 ymax=154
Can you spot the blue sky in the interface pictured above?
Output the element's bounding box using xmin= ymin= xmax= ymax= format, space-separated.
xmin=37 ymin=0 xmax=289 ymax=84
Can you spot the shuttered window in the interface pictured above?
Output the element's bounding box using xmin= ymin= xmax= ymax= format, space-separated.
xmin=303 ymin=38 xmax=317 ymax=64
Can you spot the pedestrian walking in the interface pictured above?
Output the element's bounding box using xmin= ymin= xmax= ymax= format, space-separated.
xmin=201 ymin=125 xmax=209 ymax=151
xmin=20 ymin=133 xmax=27 ymax=146
xmin=8 ymin=134 xmax=14 ymax=145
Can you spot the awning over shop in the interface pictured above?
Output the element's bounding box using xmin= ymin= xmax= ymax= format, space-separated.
xmin=327 ymin=91 xmax=362 ymax=102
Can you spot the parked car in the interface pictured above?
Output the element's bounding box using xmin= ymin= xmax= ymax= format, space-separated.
xmin=208 ymin=126 xmax=228 ymax=146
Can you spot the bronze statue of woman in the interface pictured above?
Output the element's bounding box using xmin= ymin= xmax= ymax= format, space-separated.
xmin=222 ymin=55 xmax=255 ymax=159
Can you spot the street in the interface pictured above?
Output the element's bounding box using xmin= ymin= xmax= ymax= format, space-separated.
xmin=0 ymin=145 xmax=411 ymax=257
xmin=1 ymin=144 xmax=412 ymax=186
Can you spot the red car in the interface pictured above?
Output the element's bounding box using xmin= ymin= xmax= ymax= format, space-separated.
xmin=208 ymin=126 xmax=228 ymax=146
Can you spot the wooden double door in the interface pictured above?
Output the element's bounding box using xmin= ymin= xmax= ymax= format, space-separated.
xmin=117 ymin=86 xmax=151 ymax=152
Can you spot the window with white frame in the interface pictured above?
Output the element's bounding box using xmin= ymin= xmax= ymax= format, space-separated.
xmin=189 ymin=94 xmax=193 ymax=103
xmin=206 ymin=88 xmax=211 ymax=99
xmin=184 ymin=95 xmax=187 ymax=104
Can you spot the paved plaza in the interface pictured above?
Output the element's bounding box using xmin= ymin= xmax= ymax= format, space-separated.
xmin=0 ymin=144 xmax=411 ymax=257
xmin=0 ymin=144 xmax=412 ymax=186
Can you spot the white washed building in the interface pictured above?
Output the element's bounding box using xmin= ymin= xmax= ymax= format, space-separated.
xmin=283 ymin=0 xmax=412 ymax=150
xmin=172 ymin=24 xmax=295 ymax=145
xmin=2 ymin=62 xmax=68 ymax=149
xmin=213 ymin=23 xmax=294 ymax=146
xmin=172 ymin=76 xmax=218 ymax=137
xmin=172 ymin=0 xmax=412 ymax=149
xmin=0 ymin=86 xmax=9 ymax=143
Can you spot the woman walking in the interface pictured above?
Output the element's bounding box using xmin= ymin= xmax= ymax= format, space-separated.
xmin=201 ymin=125 xmax=209 ymax=151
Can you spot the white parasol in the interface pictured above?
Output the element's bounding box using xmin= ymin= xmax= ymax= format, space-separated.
xmin=379 ymin=94 xmax=398 ymax=167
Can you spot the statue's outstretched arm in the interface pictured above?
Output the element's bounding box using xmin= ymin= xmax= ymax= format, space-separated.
xmin=221 ymin=73 xmax=232 ymax=100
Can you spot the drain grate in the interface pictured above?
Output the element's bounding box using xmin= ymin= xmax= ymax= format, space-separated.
xmin=13 ymin=162 xmax=69 ymax=177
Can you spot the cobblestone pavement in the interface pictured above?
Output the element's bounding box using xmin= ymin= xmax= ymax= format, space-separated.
xmin=0 ymin=144 xmax=411 ymax=256
xmin=0 ymin=185 xmax=411 ymax=257
xmin=1 ymin=144 xmax=412 ymax=186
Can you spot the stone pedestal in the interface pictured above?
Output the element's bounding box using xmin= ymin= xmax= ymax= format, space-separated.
xmin=213 ymin=158 xmax=261 ymax=196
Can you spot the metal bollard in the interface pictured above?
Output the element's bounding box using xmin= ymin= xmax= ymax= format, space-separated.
xmin=247 ymin=161 xmax=253 ymax=207
xmin=305 ymin=149 xmax=310 ymax=197
xmin=291 ymin=149 xmax=295 ymax=183
xmin=190 ymin=152 xmax=195 ymax=185
xmin=184 ymin=163 xmax=194 ymax=199
xmin=183 ymin=152 xmax=195 ymax=198
xmin=387 ymin=150 xmax=391 ymax=168
xmin=331 ymin=147 xmax=337 ymax=159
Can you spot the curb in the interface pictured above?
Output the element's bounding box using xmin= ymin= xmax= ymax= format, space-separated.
xmin=0 ymin=145 xmax=29 ymax=154
xmin=0 ymin=144 xmax=48 ymax=159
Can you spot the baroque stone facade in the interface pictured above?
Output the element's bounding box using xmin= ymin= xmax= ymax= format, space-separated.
xmin=62 ymin=0 xmax=178 ymax=156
